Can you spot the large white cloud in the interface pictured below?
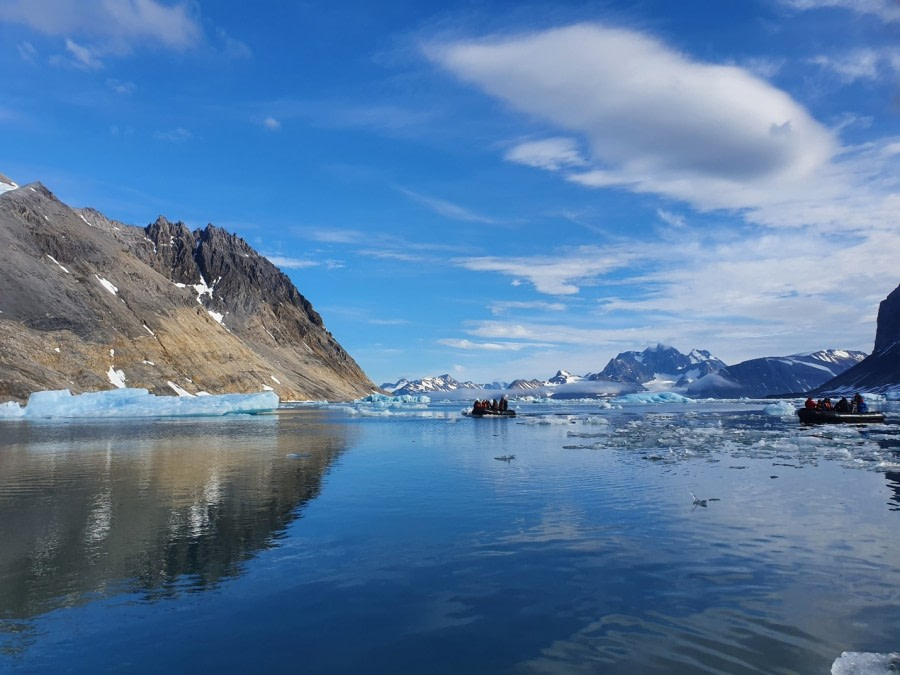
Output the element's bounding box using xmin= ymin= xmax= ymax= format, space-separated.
xmin=428 ymin=23 xmax=837 ymax=212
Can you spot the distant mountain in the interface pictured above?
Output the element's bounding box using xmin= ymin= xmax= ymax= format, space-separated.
xmin=686 ymin=350 xmax=867 ymax=398
xmin=586 ymin=344 xmax=726 ymax=388
xmin=813 ymin=282 xmax=900 ymax=395
xmin=385 ymin=374 xmax=506 ymax=396
xmin=387 ymin=343 xmax=870 ymax=400
xmin=0 ymin=178 xmax=377 ymax=402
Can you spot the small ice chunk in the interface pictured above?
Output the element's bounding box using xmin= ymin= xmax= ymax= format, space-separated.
xmin=763 ymin=400 xmax=796 ymax=416
xmin=831 ymin=651 xmax=900 ymax=674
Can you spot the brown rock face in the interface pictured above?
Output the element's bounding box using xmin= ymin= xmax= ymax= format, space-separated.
xmin=0 ymin=181 xmax=377 ymax=402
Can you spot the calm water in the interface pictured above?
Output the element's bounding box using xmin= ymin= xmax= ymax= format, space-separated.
xmin=1 ymin=399 xmax=899 ymax=673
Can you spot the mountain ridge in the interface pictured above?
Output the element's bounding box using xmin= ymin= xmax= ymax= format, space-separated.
xmin=385 ymin=346 xmax=868 ymax=399
xmin=0 ymin=179 xmax=377 ymax=402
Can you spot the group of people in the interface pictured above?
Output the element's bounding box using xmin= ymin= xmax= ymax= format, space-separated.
xmin=804 ymin=393 xmax=868 ymax=413
xmin=472 ymin=396 xmax=509 ymax=413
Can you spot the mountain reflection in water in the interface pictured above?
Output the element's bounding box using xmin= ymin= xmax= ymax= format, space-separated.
xmin=0 ymin=409 xmax=356 ymax=622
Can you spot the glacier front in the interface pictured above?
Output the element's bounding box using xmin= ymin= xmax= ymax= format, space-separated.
xmin=0 ymin=388 xmax=280 ymax=419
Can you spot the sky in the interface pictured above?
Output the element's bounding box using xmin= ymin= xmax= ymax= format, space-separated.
xmin=1 ymin=0 xmax=898 ymax=386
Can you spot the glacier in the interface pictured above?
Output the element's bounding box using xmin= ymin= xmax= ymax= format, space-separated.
xmin=0 ymin=388 xmax=280 ymax=419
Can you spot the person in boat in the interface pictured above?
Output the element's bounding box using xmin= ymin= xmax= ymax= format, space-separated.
xmin=851 ymin=393 xmax=868 ymax=413
xmin=491 ymin=399 xmax=500 ymax=411
xmin=804 ymin=397 xmax=816 ymax=409
xmin=817 ymin=397 xmax=833 ymax=411
xmin=499 ymin=395 xmax=509 ymax=412
xmin=834 ymin=397 xmax=850 ymax=413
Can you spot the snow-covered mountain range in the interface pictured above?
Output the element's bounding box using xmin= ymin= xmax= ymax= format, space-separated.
xmin=384 ymin=344 xmax=868 ymax=399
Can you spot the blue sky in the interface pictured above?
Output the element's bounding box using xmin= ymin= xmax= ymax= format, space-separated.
xmin=1 ymin=0 xmax=898 ymax=386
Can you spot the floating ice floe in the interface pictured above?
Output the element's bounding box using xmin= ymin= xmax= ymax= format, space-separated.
xmin=613 ymin=392 xmax=693 ymax=405
xmin=0 ymin=388 xmax=280 ymax=419
xmin=356 ymin=393 xmax=431 ymax=407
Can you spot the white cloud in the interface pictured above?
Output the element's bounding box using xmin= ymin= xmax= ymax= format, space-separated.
xmin=153 ymin=127 xmax=192 ymax=142
xmin=263 ymin=116 xmax=281 ymax=131
xmin=17 ymin=40 xmax=37 ymax=63
xmin=215 ymin=26 xmax=251 ymax=59
xmin=489 ymin=300 xmax=567 ymax=315
xmin=427 ymin=23 xmax=837 ymax=215
xmin=454 ymin=244 xmax=638 ymax=295
xmin=0 ymin=0 xmax=202 ymax=50
xmin=656 ymin=209 xmax=686 ymax=228
xmin=438 ymin=338 xmax=554 ymax=351
xmin=265 ymin=255 xmax=320 ymax=269
xmin=398 ymin=187 xmax=497 ymax=224
xmin=454 ymin=221 xmax=899 ymax=364
xmin=64 ymin=37 xmax=102 ymax=70
xmin=505 ymin=137 xmax=587 ymax=171
xmin=266 ymin=254 xmax=343 ymax=270
xmin=809 ymin=49 xmax=887 ymax=82
xmin=107 ymin=78 xmax=136 ymax=94
xmin=779 ymin=0 xmax=900 ymax=22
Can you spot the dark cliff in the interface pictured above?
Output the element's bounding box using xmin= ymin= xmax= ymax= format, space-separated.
xmin=814 ymin=283 xmax=900 ymax=394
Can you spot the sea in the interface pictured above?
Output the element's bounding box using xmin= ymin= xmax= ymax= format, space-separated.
xmin=1 ymin=396 xmax=899 ymax=674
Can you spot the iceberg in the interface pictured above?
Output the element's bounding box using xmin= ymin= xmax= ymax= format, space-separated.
xmin=0 ymin=388 xmax=280 ymax=419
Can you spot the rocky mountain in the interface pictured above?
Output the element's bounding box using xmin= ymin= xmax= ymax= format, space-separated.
xmin=685 ymin=350 xmax=867 ymax=398
xmin=586 ymin=344 xmax=726 ymax=388
xmin=813 ymin=282 xmax=900 ymax=395
xmin=0 ymin=179 xmax=377 ymax=402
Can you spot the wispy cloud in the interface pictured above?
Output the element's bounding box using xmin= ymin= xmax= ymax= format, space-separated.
xmin=0 ymin=0 xmax=248 ymax=67
xmin=64 ymin=37 xmax=102 ymax=70
xmin=779 ymin=0 xmax=900 ymax=22
xmin=397 ymin=187 xmax=498 ymax=224
xmin=0 ymin=0 xmax=202 ymax=50
xmin=656 ymin=209 xmax=686 ymax=228
xmin=266 ymin=254 xmax=344 ymax=270
xmin=504 ymin=137 xmax=588 ymax=171
xmin=17 ymin=41 xmax=37 ymax=63
xmin=489 ymin=300 xmax=567 ymax=315
xmin=107 ymin=78 xmax=136 ymax=94
xmin=455 ymin=245 xmax=638 ymax=295
xmin=809 ymin=48 xmax=899 ymax=82
xmin=262 ymin=116 xmax=281 ymax=131
xmin=438 ymin=338 xmax=555 ymax=351
xmin=153 ymin=127 xmax=193 ymax=142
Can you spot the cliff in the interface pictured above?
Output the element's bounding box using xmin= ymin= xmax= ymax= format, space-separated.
xmin=814 ymin=282 xmax=900 ymax=394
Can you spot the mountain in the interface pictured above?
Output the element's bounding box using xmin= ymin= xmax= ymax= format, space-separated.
xmin=686 ymin=350 xmax=867 ymax=398
xmin=0 ymin=179 xmax=377 ymax=402
xmin=384 ymin=374 xmax=507 ymax=396
xmin=812 ymin=283 xmax=900 ymax=395
xmin=387 ymin=343 xmax=869 ymax=400
xmin=586 ymin=344 xmax=726 ymax=388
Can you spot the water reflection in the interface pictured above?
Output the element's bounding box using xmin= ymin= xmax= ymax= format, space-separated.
xmin=0 ymin=410 xmax=357 ymax=624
